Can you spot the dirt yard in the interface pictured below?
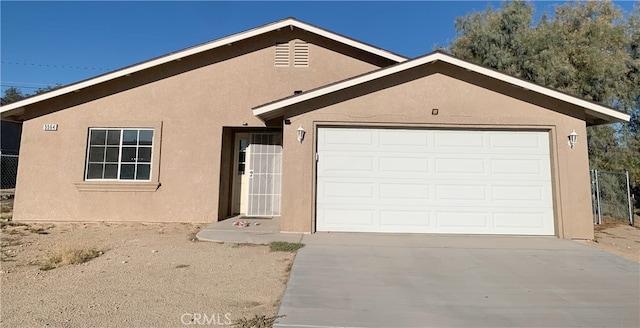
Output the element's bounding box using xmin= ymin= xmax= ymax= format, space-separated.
xmin=1 ymin=207 xmax=638 ymax=328
xmin=586 ymin=214 xmax=640 ymax=263
xmin=0 ymin=220 xmax=295 ymax=327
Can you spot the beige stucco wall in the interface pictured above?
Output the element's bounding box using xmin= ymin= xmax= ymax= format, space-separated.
xmin=280 ymin=63 xmax=594 ymax=239
xmin=12 ymin=29 xmax=389 ymax=223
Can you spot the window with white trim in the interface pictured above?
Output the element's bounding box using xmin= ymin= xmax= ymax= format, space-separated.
xmin=85 ymin=128 xmax=154 ymax=181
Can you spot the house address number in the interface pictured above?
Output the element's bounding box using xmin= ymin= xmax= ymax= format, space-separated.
xmin=43 ymin=124 xmax=58 ymax=131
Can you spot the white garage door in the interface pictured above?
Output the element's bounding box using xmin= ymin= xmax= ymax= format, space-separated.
xmin=316 ymin=127 xmax=554 ymax=235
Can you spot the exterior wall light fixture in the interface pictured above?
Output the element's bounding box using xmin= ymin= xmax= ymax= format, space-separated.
xmin=568 ymin=130 xmax=578 ymax=148
xmin=297 ymin=126 xmax=306 ymax=143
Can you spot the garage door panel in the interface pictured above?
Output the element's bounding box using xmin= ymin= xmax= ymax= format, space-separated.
xmin=380 ymin=210 xmax=430 ymax=227
xmin=320 ymin=155 xmax=374 ymax=173
xmin=493 ymin=212 xmax=547 ymax=228
xmin=433 ymin=130 xmax=485 ymax=148
xmin=320 ymin=129 xmax=374 ymax=146
xmin=491 ymin=185 xmax=547 ymax=202
xmin=379 ymin=156 xmax=429 ymax=173
xmin=322 ymin=182 xmax=374 ymax=199
xmin=490 ymin=158 xmax=550 ymax=176
xmin=320 ymin=208 xmax=375 ymax=225
xmin=379 ymin=130 xmax=430 ymax=146
xmin=379 ymin=183 xmax=429 ymax=200
xmin=489 ymin=131 xmax=548 ymax=151
xmin=435 ymin=212 xmax=489 ymax=229
xmin=434 ymin=184 xmax=487 ymax=201
xmin=492 ymin=210 xmax=554 ymax=235
xmin=316 ymin=127 xmax=555 ymax=235
xmin=434 ymin=158 xmax=487 ymax=175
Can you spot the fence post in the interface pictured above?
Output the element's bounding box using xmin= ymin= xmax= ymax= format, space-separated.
xmin=633 ymin=195 xmax=636 ymax=226
xmin=594 ymin=169 xmax=602 ymax=225
xmin=591 ymin=170 xmax=597 ymax=224
xmin=626 ymin=171 xmax=633 ymax=226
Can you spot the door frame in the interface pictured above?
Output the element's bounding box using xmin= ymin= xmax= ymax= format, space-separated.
xmin=231 ymin=133 xmax=250 ymax=215
xmin=225 ymin=128 xmax=283 ymax=217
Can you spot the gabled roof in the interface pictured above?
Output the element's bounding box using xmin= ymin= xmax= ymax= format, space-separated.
xmin=253 ymin=51 xmax=631 ymax=124
xmin=0 ymin=17 xmax=407 ymax=118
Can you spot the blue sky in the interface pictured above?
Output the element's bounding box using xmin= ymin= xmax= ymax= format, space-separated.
xmin=1 ymin=1 xmax=637 ymax=96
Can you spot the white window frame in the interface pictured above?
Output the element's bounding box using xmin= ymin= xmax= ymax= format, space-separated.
xmin=84 ymin=128 xmax=154 ymax=181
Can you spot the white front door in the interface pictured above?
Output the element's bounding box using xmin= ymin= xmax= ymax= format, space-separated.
xmin=316 ymin=127 xmax=555 ymax=235
xmin=232 ymin=132 xmax=283 ymax=217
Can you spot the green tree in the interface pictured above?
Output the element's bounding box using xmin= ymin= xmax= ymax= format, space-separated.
xmin=1 ymin=87 xmax=26 ymax=104
xmin=33 ymin=84 xmax=62 ymax=95
xmin=449 ymin=0 xmax=640 ymax=201
xmin=450 ymin=0 xmax=534 ymax=78
xmin=621 ymin=6 xmax=640 ymax=195
xmin=1 ymin=84 xmax=62 ymax=105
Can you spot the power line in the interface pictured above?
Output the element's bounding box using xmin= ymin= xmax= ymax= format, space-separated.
xmin=1 ymin=85 xmax=49 ymax=90
xmin=1 ymin=60 xmax=112 ymax=71
xmin=1 ymin=81 xmax=62 ymax=89
xmin=1 ymin=80 xmax=55 ymax=87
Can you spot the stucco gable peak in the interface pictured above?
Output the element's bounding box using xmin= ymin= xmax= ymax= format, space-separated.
xmin=253 ymin=51 xmax=631 ymax=124
xmin=1 ymin=17 xmax=407 ymax=120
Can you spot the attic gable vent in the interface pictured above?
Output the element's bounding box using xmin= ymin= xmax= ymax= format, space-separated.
xmin=293 ymin=41 xmax=309 ymax=67
xmin=274 ymin=42 xmax=290 ymax=67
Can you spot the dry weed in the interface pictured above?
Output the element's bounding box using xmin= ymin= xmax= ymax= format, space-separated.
xmin=40 ymin=248 xmax=101 ymax=271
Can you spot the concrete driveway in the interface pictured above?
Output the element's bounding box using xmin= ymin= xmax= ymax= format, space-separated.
xmin=275 ymin=234 xmax=640 ymax=328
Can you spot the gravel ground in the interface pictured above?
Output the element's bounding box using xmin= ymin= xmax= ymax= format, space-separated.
xmin=1 ymin=221 xmax=295 ymax=327
xmin=587 ymin=216 xmax=640 ymax=263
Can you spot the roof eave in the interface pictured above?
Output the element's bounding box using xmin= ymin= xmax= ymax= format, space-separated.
xmin=0 ymin=107 xmax=25 ymax=121
xmin=585 ymin=109 xmax=630 ymax=125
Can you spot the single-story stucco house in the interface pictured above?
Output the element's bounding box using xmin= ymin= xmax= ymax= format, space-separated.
xmin=0 ymin=18 xmax=630 ymax=240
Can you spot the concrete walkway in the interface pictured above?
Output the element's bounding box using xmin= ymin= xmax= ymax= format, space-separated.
xmin=275 ymin=233 xmax=640 ymax=328
xmin=196 ymin=217 xmax=303 ymax=244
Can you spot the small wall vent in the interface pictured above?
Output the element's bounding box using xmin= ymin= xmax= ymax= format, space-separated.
xmin=274 ymin=42 xmax=290 ymax=67
xmin=293 ymin=41 xmax=309 ymax=67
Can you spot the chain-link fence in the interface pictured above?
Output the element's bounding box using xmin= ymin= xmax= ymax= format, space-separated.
xmin=1 ymin=152 xmax=19 ymax=190
xmin=590 ymin=170 xmax=633 ymax=225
